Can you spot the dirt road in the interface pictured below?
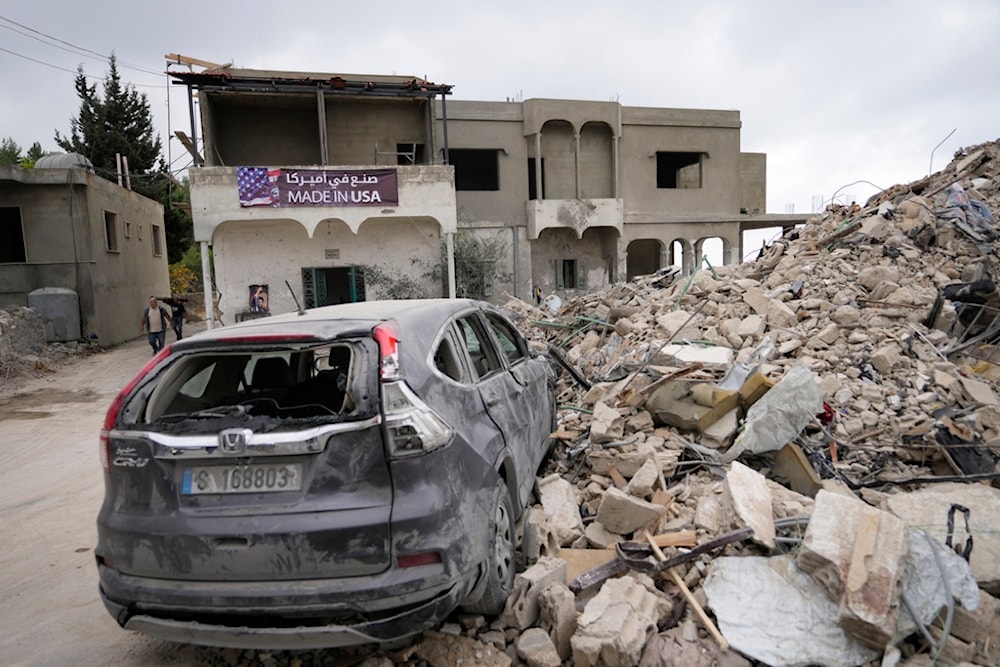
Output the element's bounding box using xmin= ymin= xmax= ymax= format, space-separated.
xmin=0 ymin=326 xmax=236 ymax=667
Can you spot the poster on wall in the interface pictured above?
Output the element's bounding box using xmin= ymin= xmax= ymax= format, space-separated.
xmin=237 ymin=167 xmax=399 ymax=208
xmin=249 ymin=284 xmax=269 ymax=313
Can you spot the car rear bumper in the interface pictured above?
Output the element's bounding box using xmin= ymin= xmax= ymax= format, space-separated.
xmin=99 ymin=564 xmax=480 ymax=649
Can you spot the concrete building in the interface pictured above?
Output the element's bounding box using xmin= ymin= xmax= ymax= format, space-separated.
xmin=0 ymin=155 xmax=169 ymax=346
xmin=167 ymin=64 xmax=806 ymax=323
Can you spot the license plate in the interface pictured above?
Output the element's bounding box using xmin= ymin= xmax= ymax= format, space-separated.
xmin=182 ymin=463 xmax=302 ymax=495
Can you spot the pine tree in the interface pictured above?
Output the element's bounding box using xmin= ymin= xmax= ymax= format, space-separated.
xmin=54 ymin=53 xmax=162 ymax=180
xmin=0 ymin=137 xmax=22 ymax=165
xmin=55 ymin=54 xmax=193 ymax=264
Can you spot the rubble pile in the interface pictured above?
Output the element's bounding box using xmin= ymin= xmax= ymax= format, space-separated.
xmin=480 ymin=140 xmax=1000 ymax=667
xmin=190 ymin=142 xmax=1000 ymax=667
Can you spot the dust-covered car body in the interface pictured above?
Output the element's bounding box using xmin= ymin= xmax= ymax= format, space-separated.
xmin=95 ymin=298 xmax=556 ymax=649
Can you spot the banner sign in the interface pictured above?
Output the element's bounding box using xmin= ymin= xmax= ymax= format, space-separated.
xmin=237 ymin=167 xmax=399 ymax=208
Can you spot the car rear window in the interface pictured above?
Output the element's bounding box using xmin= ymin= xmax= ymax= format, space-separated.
xmin=128 ymin=341 xmax=378 ymax=431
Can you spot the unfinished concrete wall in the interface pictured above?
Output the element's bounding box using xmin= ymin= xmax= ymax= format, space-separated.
xmin=0 ymin=166 xmax=167 ymax=347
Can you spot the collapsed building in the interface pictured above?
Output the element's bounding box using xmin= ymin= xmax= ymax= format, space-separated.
xmin=191 ymin=146 xmax=1000 ymax=667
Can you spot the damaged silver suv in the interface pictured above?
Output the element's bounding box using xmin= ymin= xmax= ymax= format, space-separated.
xmin=96 ymin=298 xmax=556 ymax=650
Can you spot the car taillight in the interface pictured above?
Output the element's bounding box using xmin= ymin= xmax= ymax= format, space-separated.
xmin=373 ymin=321 xmax=400 ymax=380
xmin=382 ymin=380 xmax=453 ymax=458
xmin=397 ymin=552 xmax=442 ymax=568
xmin=101 ymin=346 xmax=170 ymax=472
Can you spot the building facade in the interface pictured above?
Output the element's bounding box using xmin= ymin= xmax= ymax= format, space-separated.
xmin=168 ymin=65 xmax=805 ymax=323
xmin=0 ymin=158 xmax=169 ymax=346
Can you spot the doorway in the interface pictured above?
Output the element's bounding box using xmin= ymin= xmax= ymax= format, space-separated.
xmin=302 ymin=266 xmax=366 ymax=308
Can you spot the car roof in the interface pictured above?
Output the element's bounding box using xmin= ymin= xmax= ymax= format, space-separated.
xmin=174 ymin=298 xmax=492 ymax=350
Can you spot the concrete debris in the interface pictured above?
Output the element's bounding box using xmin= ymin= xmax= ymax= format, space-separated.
xmin=796 ymin=489 xmax=907 ymax=648
xmin=703 ymin=555 xmax=881 ymax=667
xmin=501 ymin=556 xmax=567 ymax=631
xmin=571 ymin=574 xmax=667 ymax=667
xmin=477 ymin=139 xmax=1000 ymax=665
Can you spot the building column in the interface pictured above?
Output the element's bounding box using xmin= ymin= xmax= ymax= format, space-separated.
xmin=574 ymin=131 xmax=581 ymax=198
xmin=446 ymin=232 xmax=456 ymax=298
xmin=200 ymin=240 xmax=215 ymax=329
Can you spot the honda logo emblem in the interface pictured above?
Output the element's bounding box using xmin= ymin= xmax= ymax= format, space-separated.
xmin=219 ymin=428 xmax=252 ymax=454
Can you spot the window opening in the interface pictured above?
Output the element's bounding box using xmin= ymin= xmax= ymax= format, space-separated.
xmin=450 ymin=149 xmax=500 ymax=191
xmin=152 ymin=224 xmax=162 ymax=256
xmin=555 ymin=259 xmax=586 ymax=290
xmin=104 ymin=211 xmax=119 ymax=252
xmin=656 ymin=152 xmax=703 ymax=189
xmin=0 ymin=207 xmax=26 ymax=263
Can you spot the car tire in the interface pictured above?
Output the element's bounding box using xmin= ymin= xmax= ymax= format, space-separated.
xmin=461 ymin=478 xmax=516 ymax=616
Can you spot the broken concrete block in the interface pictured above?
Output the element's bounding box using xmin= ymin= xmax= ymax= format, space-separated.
xmin=870 ymin=343 xmax=901 ymax=375
xmin=571 ymin=574 xmax=662 ymax=667
xmin=625 ymin=458 xmax=660 ymax=499
xmin=736 ymin=314 xmax=766 ymax=338
xmin=587 ymin=440 xmax=677 ymax=478
xmin=703 ymin=556 xmax=880 ymax=667
xmin=897 ymin=529 xmax=980 ymax=641
xmin=885 ymin=482 xmax=1000 ymax=594
xmin=516 ymin=627 xmax=562 ymax=667
xmin=944 ymin=589 xmax=1000 ymax=664
xmin=959 ymin=374 xmax=999 ymax=405
xmin=652 ymin=344 xmax=735 ymax=372
xmin=522 ymin=507 xmax=561 ymax=565
xmin=501 ymin=556 xmax=566 ymax=631
xmin=694 ymin=493 xmax=726 ymax=534
xmin=645 ymin=388 xmax=710 ymax=430
xmin=654 ymin=310 xmax=702 ymax=340
xmin=596 ymin=486 xmax=665 ymax=535
xmin=797 ymin=490 xmax=907 ymax=648
xmin=700 ymin=408 xmax=738 ymax=449
xmin=584 ymin=521 xmax=622 ymax=549
xmin=590 ymin=401 xmax=625 ymax=444
xmin=538 ymin=583 xmax=578 ymax=661
xmin=724 ymin=461 xmax=775 ymax=548
xmin=536 ymin=474 xmax=584 ymax=546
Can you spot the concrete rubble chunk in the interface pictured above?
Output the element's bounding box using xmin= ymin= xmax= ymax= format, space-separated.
xmin=590 ymin=401 xmax=625 ymax=444
xmin=724 ymin=461 xmax=775 ymax=548
xmin=536 ymin=474 xmax=584 ymax=546
xmin=522 ymin=507 xmax=561 ymax=565
xmin=516 ymin=627 xmax=562 ymax=667
xmin=625 ymin=457 xmax=661 ymax=499
xmin=596 ymin=486 xmax=665 ymax=535
xmin=537 ymin=582 xmax=578 ymax=661
xmin=896 ymin=529 xmax=980 ymax=640
xmin=704 ymin=555 xmax=880 ymax=667
xmin=571 ymin=574 xmax=664 ymax=667
xmin=885 ymin=482 xmax=1000 ymax=594
xmin=652 ymin=343 xmax=735 ymax=371
xmin=501 ymin=556 xmax=566 ymax=631
xmin=797 ymin=490 xmax=907 ymax=648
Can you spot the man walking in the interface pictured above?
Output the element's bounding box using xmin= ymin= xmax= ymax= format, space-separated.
xmin=140 ymin=296 xmax=170 ymax=355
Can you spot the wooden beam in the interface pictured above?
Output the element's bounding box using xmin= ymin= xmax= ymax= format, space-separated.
xmin=164 ymin=53 xmax=230 ymax=70
xmin=174 ymin=131 xmax=204 ymax=166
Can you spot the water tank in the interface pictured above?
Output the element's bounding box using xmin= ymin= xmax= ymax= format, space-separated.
xmin=28 ymin=288 xmax=81 ymax=342
xmin=34 ymin=152 xmax=94 ymax=170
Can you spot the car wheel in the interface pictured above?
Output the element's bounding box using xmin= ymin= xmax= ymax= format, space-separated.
xmin=461 ymin=478 xmax=515 ymax=616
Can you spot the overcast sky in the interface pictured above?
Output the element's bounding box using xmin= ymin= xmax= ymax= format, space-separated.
xmin=3 ymin=0 xmax=998 ymax=229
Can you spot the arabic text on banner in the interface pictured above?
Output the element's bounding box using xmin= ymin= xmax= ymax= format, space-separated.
xmin=237 ymin=168 xmax=399 ymax=208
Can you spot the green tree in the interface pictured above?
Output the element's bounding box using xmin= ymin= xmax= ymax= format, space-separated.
xmin=22 ymin=142 xmax=45 ymax=167
xmin=429 ymin=232 xmax=512 ymax=299
xmin=0 ymin=137 xmax=22 ymax=165
xmin=55 ymin=54 xmax=193 ymax=263
xmin=55 ymin=53 xmax=161 ymax=177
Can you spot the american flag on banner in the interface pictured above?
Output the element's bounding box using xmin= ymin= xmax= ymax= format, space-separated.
xmin=237 ymin=167 xmax=280 ymax=207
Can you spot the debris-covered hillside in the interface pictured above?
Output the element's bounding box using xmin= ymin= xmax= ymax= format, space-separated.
xmin=479 ymin=139 xmax=1000 ymax=667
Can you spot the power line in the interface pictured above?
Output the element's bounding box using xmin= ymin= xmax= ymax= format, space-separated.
xmin=0 ymin=14 xmax=161 ymax=76
xmin=0 ymin=45 xmax=164 ymax=89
